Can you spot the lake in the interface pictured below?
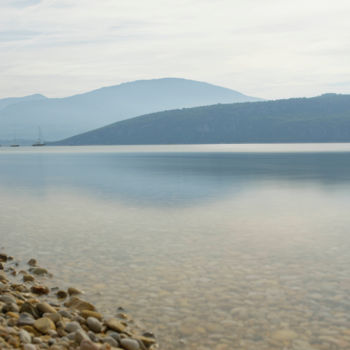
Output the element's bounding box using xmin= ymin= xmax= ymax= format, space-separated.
xmin=1 ymin=144 xmax=350 ymax=350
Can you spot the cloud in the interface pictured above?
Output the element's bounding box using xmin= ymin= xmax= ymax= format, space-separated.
xmin=2 ymin=0 xmax=41 ymax=7
xmin=0 ymin=0 xmax=350 ymax=99
xmin=0 ymin=30 xmax=41 ymax=42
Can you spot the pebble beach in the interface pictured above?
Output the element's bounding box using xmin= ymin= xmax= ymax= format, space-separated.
xmin=0 ymin=252 xmax=157 ymax=350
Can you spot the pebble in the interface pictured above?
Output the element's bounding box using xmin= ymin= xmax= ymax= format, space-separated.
xmin=101 ymin=336 xmax=119 ymax=347
xmin=29 ymin=267 xmax=48 ymax=275
xmin=18 ymin=313 xmax=35 ymax=326
xmin=27 ymin=259 xmax=37 ymax=266
xmin=65 ymin=321 xmax=81 ymax=333
xmin=80 ymin=339 xmax=100 ymax=350
xmin=105 ymin=318 xmax=126 ymax=333
xmin=56 ymin=290 xmax=68 ymax=299
xmin=34 ymin=317 xmax=56 ymax=334
xmin=64 ymin=297 xmax=96 ymax=311
xmin=120 ymin=338 xmax=141 ymax=350
xmin=31 ymin=285 xmax=50 ymax=295
xmin=75 ymin=329 xmax=90 ymax=343
xmin=68 ymin=287 xmax=83 ymax=296
xmin=19 ymin=329 xmax=32 ymax=343
xmin=87 ymin=316 xmax=103 ymax=333
xmin=37 ymin=302 xmax=57 ymax=315
xmin=0 ymin=251 xmax=157 ymax=350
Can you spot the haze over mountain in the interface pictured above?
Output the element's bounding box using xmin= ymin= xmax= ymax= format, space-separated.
xmin=0 ymin=94 xmax=47 ymax=111
xmin=0 ymin=78 xmax=260 ymax=142
xmin=53 ymin=94 xmax=350 ymax=145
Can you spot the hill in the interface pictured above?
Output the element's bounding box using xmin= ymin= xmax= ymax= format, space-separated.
xmin=0 ymin=78 xmax=260 ymax=142
xmin=53 ymin=93 xmax=350 ymax=145
xmin=0 ymin=94 xmax=47 ymax=111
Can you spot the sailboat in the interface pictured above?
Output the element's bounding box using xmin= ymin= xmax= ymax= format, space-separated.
xmin=10 ymin=132 xmax=20 ymax=147
xmin=32 ymin=127 xmax=45 ymax=147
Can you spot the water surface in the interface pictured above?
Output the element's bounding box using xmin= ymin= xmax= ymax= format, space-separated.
xmin=1 ymin=144 xmax=350 ymax=350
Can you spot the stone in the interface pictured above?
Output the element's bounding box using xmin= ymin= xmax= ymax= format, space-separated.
xmin=18 ymin=312 xmax=35 ymax=326
xmin=107 ymin=331 xmax=121 ymax=342
xmin=23 ymin=345 xmax=37 ymax=350
xmin=68 ymin=287 xmax=83 ymax=296
xmin=81 ymin=310 xmax=103 ymax=320
xmin=80 ymin=339 xmax=100 ymax=350
xmin=65 ymin=321 xmax=81 ymax=333
xmin=102 ymin=336 xmax=120 ymax=347
xmin=0 ymin=294 xmax=16 ymax=304
xmin=88 ymin=331 xmax=99 ymax=342
xmin=64 ymin=297 xmax=96 ymax=311
xmin=36 ymin=302 xmax=57 ymax=315
xmin=56 ymin=290 xmax=68 ymax=299
xmin=45 ymin=312 xmax=61 ymax=323
xmin=75 ymin=329 xmax=90 ymax=344
xmin=105 ymin=318 xmax=126 ymax=333
xmin=27 ymin=259 xmax=37 ymax=266
xmin=34 ymin=317 xmax=56 ymax=334
xmin=31 ymin=285 xmax=50 ymax=295
xmin=0 ymin=253 xmax=7 ymax=262
xmin=20 ymin=302 xmax=40 ymax=319
xmin=271 ymin=329 xmax=298 ymax=342
xmin=19 ymin=329 xmax=32 ymax=343
xmin=136 ymin=335 xmax=156 ymax=346
xmin=87 ymin=317 xmax=102 ymax=333
xmin=23 ymin=274 xmax=35 ymax=282
xmin=120 ymin=338 xmax=140 ymax=350
xmin=2 ymin=301 xmax=19 ymax=313
xmin=29 ymin=267 xmax=48 ymax=275
xmin=7 ymin=335 xmax=20 ymax=347
xmin=0 ymin=272 xmax=8 ymax=283
xmin=59 ymin=310 xmax=72 ymax=319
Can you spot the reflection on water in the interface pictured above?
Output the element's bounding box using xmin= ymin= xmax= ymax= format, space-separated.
xmin=1 ymin=145 xmax=350 ymax=349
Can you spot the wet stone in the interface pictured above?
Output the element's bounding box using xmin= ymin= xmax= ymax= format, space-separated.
xmin=31 ymin=285 xmax=50 ymax=295
xmin=29 ymin=267 xmax=48 ymax=276
xmin=68 ymin=287 xmax=83 ymax=296
xmin=56 ymin=290 xmax=67 ymax=299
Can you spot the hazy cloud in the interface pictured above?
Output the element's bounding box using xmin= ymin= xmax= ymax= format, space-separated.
xmin=2 ymin=0 xmax=41 ymax=7
xmin=0 ymin=0 xmax=350 ymax=99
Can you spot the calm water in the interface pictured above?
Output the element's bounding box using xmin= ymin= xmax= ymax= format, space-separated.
xmin=1 ymin=144 xmax=350 ymax=350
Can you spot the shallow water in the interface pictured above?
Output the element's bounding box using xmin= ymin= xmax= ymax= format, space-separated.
xmin=1 ymin=144 xmax=350 ymax=349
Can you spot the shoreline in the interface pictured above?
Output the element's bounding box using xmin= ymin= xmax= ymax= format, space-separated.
xmin=0 ymin=252 xmax=157 ymax=350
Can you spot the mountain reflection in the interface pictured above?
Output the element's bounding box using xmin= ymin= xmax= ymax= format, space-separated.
xmin=1 ymin=150 xmax=350 ymax=206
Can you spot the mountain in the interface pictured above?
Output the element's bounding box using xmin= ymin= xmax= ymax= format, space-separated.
xmin=0 ymin=78 xmax=260 ymax=142
xmin=53 ymin=93 xmax=350 ymax=145
xmin=0 ymin=94 xmax=47 ymax=111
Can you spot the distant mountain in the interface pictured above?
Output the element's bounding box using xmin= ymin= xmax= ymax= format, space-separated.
xmin=0 ymin=78 xmax=261 ymax=141
xmin=0 ymin=94 xmax=47 ymax=111
xmin=53 ymin=93 xmax=350 ymax=145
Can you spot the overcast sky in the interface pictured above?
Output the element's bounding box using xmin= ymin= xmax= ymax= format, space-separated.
xmin=1 ymin=0 xmax=350 ymax=99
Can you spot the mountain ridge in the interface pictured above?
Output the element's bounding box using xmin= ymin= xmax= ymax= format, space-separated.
xmin=0 ymin=78 xmax=261 ymax=141
xmin=52 ymin=93 xmax=350 ymax=145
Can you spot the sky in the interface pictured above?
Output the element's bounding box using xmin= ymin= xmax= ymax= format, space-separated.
xmin=1 ymin=0 xmax=350 ymax=100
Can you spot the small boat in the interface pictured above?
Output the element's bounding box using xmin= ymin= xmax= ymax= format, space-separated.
xmin=11 ymin=132 xmax=20 ymax=147
xmin=32 ymin=127 xmax=45 ymax=147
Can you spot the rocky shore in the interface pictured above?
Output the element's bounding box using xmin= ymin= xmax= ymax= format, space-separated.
xmin=0 ymin=252 xmax=157 ymax=350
